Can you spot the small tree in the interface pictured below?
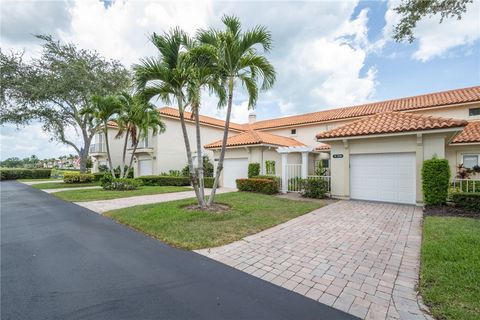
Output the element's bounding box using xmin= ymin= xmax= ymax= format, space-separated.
xmin=248 ymin=163 xmax=260 ymax=178
xmin=422 ymin=157 xmax=450 ymax=205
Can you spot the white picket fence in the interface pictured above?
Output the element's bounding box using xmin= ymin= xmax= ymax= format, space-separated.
xmin=452 ymin=178 xmax=480 ymax=193
xmin=284 ymin=164 xmax=331 ymax=193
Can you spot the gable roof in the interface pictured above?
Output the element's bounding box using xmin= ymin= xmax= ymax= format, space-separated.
xmin=451 ymin=121 xmax=480 ymax=144
xmin=204 ymin=130 xmax=305 ymax=149
xmin=316 ymin=112 xmax=467 ymax=140
xmin=250 ymin=86 xmax=480 ymax=130
xmin=158 ymin=107 xmax=246 ymax=132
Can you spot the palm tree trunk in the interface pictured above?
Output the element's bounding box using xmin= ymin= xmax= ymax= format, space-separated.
xmin=124 ymin=131 xmax=139 ymax=178
xmin=104 ymin=122 xmax=116 ymax=178
xmin=194 ymin=105 xmax=206 ymax=207
xmin=177 ymin=98 xmax=202 ymax=205
xmin=120 ymin=129 xmax=129 ymax=178
xmin=208 ymin=78 xmax=234 ymax=206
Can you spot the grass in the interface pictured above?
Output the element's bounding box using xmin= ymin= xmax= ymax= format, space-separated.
xmin=32 ymin=181 xmax=100 ymax=189
xmin=18 ymin=178 xmax=62 ymax=182
xmin=420 ymin=216 xmax=480 ymax=320
xmin=53 ymin=186 xmax=191 ymax=202
xmin=105 ymin=192 xmax=325 ymax=250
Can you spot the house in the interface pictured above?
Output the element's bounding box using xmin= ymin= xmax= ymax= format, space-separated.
xmin=94 ymin=86 xmax=480 ymax=205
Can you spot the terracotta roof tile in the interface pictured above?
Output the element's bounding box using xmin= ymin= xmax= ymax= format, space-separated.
xmin=158 ymin=107 xmax=246 ymax=131
xmin=251 ymin=86 xmax=480 ymax=130
xmin=451 ymin=121 xmax=480 ymax=144
xmin=204 ymin=131 xmax=305 ymax=149
xmin=316 ymin=112 xmax=467 ymax=139
xmin=315 ymin=143 xmax=331 ymax=151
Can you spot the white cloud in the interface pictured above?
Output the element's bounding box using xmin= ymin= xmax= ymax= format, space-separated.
xmin=382 ymin=0 xmax=480 ymax=62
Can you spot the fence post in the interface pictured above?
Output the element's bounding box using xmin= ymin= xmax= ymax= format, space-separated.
xmin=281 ymin=153 xmax=288 ymax=194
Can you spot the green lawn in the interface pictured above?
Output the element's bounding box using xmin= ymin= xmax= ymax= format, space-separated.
xmin=53 ymin=186 xmax=191 ymax=202
xmin=32 ymin=181 xmax=100 ymax=189
xmin=105 ymin=192 xmax=325 ymax=250
xmin=420 ymin=216 xmax=480 ymax=320
xmin=18 ymin=178 xmax=61 ymax=182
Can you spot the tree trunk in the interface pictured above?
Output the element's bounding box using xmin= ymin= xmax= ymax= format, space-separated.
xmin=120 ymin=128 xmax=129 ymax=178
xmin=124 ymin=131 xmax=139 ymax=178
xmin=103 ymin=122 xmax=116 ymax=178
xmin=194 ymin=104 xmax=206 ymax=207
xmin=177 ymin=98 xmax=202 ymax=206
xmin=79 ymin=135 xmax=93 ymax=173
xmin=208 ymin=78 xmax=234 ymax=206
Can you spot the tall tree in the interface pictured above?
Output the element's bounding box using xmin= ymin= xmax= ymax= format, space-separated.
xmin=393 ymin=0 xmax=474 ymax=42
xmin=81 ymin=95 xmax=122 ymax=177
xmin=134 ymin=28 xmax=205 ymax=206
xmin=115 ymin=92 xmax=166 ymax=178
xmin=0 ymin=35 xmax=130 ymax=172
xmin=197 ymin=15 xmax=276 ymax=206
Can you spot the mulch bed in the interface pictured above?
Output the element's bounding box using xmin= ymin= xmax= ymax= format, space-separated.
xmin=184 ymin=203 xmax=231 ymax=214
xmin=424 ymin=205 xmax=479 ymax=219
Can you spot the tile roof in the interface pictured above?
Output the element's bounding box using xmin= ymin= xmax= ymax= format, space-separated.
xmin=158 ymin=107 xmax=246 ymax=132
xmin=316 ymin=112 xmax=467 ymax=139
xmin=451 ymin=121 xmax=480 ymax=144
xmin=251 ymin=86 xmax=480 ymax=130
xmin=315 ymin=143 xmax=331 ymax=151
xmin=204 ymin=130 xmax=305 ymax=149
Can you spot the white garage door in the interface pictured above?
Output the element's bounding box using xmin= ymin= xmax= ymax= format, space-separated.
xmin=223 ymin=158 xmax=248 ymax=188
xmin=350 ymin=153 xmax=416 ymax=204
xmin=138 ymin=159 xmax=152 ymax=176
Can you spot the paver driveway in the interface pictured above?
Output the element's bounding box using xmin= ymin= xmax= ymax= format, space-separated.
xmin=197 ymin=200 xmax=431 ymax=320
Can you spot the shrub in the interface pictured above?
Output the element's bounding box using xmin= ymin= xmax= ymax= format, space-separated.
xmin=93 ymin=172 xmax=105 ymax=181
xmin=138 ymin=175 xmax=190 ymax=186
xmin=302 ymin=179 xmax=328 ymax=199
xmin=100 ymin=173 xmax=113 ymax=188
xmin=203 ymin=177 xmax=214 ymax=188
xmin=0 ymin=169 xmax=52 ymax=180
xmin=265 ymin=160 xmax=276 ymax=175
xmin=51 ymin=169 xmax=80 ymax=179
xmin=422 ymin=158 xmax=450 ymax=205
xmin=451 ymin=192 xmax=480 ymax=211
xmin=181 ymin=156 xmax=214 ymax=177
xmin=255 ymin=175 xmax=281 ymax=191
xmin=103 ymin=178 xmax=142 ymax=191
xmin=248 ymin=163 xmax=260 ymax=178
xmin=63 ymin=173 xmax=94 ymax=184
xmin=236 ymin=178 xmax=278 ymax=195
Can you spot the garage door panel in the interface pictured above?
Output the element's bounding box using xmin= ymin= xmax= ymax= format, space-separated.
xmin=223 ymin=158 xmax=248 ymax=188
xmin=350 ymin=153 xmax=416 ymax=204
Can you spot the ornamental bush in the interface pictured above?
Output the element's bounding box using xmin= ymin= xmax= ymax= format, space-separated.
xmin=255 ymin=175 xmax=281 ymax=191
xmin=451 ymin=192 xmax=480 ymax=211
xmin=236 ymin=178 xmax=278 ymax=195
xmin=103 ymin=178 xmax=142 ymax=191
xmin=93 ymin=172 xmax=105 ymax=181
xmin=63 ymin=173 xmax=94 ymax=184
xmin=137 ymin=175 xmax=190 ymax=186
xmin=203 ymin=177 xmax=214 ymax=188
xmin=248 ymin=163 xmax=260 ymax=178
xmin=302 ymin=179 xmax=328 ymax=199
xmin=0 ymin=169 xmax=52 ymax=180
xmin=422 ymin=158 xmax=450 ymax=205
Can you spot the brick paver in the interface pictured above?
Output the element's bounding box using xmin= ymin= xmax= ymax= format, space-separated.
xmin=196 ymin=200 xmax=433 ymax=320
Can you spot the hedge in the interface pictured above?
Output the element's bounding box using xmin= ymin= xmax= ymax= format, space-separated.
xmin=302 ymin=179 xmax=328 ymax=199
xmin=422 ymin=158 xmax=450 ymax=205
xmin=236 ymin=178 xmax=278 ymax=195
xmin=451 ymin=192 xmax=480 ymax=211
xmin=248 ymin=163 xmax=260 ymax=178
xmin=138 ymin=175 xmax=191 ymax=186
xmin=0 ymin=169 xmax=52 ymax=180
xmin=255 ymin=175 xmax=281 ymax=191
xmin=203 ymin=177 xmax=214 ymax=188
xmin=93 ymin=172 xmax=105 ymax=181
xmin=63 ymin=173 xmax=95 ymax=184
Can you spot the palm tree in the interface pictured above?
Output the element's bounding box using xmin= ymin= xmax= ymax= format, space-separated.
xmin=134 ymin=28 xmax=205 ymax=205
xmin=82 ymin=95 xmax=122 ymax=177
xmin=197 ymin=15 xmax=276 ymax=206
xmin=115 ymin=92 xmax=165 ymax=178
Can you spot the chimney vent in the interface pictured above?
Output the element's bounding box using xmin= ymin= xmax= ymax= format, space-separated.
xmin=248 ymin=112 xmax=256 ymax=124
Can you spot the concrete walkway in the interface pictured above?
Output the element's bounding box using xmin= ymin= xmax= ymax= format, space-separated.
xmin=75 ymin=188 xmax=236 ymax=213
xmin=43 ymin=186 xmax=102 ymax=193
xmin=197 ymin=200 xmax=432 ymax=320
xmin=20 ymin=180 xmax=63 ymax=185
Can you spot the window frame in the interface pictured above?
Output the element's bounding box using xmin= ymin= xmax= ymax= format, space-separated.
xmin=468 ymin=107 xmax=480 ymax=117
xmin=462 ymin=154 xmax=479 ymax=169
xmin=290 ymin=128 xmax=297 ymax=136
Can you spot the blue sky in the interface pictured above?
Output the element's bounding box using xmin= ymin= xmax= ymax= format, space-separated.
xmin=1 ymin=0 xmax=479 ymax=160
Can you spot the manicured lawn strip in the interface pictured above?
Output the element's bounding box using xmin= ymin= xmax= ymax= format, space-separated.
xmin=105 ymin=192 xmax=324 ymax=250
xmin=420 ymin=216 xmax=480 ymax=320
xmin=53 ymin=186 xmax=191 ymax=202
xmin=32 ymin=181 xmax=100 ymax=189
xmin=18 ymin=178 xmax=61 ymax=182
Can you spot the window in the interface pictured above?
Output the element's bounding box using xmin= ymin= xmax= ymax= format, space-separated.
xmin=469 ymin=108 xmax=480 ymax=116
xmin=463 ymin=154 xmax=479 ymax=169
xmin=290 ymin=128 xmax=297 ymax=135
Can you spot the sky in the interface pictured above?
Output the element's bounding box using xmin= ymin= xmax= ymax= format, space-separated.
xmin=1 ymin=0 xmax=479 ymax=160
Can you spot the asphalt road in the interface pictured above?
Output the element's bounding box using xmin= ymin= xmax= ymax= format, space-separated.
xmin=1 ymin=181 xmax=356 ymax=320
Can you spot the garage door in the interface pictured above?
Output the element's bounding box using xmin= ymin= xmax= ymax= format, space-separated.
xmin=223 ymin=158 xmax=248 ymax=188
xmin=138 ymin=159 xmax=152 ymax=176
xmin=350 ymin=153 xmax=416 ymax=204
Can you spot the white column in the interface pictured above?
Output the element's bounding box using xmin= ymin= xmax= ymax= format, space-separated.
xmin=301 ymin=152 xmax=308 ymax=179
xmin=281 ymin=153 xmax=288 ymax=193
